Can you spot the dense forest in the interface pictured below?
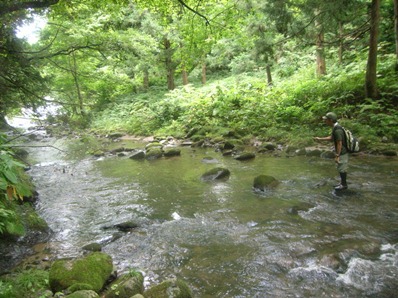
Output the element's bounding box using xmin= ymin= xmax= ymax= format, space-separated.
xmin=1 ymin=0 xmax=398 ymax=238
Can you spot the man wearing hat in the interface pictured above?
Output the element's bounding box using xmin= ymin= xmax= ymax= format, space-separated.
xmin=314 ymin=112 xmax=348 ymax=190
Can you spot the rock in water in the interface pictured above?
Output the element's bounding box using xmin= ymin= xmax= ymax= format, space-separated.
xmin=253 ymin=175 xmax=279 ymax=192
xmin=201 ymin=167 xmax=231 ymax=181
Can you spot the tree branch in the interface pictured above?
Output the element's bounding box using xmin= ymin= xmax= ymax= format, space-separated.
xmin=0 ymin=0 xmax=60 ymax=17
xmin=177 ymin=0 xmax=210 ymax=26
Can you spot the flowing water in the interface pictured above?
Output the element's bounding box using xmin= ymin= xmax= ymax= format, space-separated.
xmin=21 ymin=133 xmax=398 ymax=297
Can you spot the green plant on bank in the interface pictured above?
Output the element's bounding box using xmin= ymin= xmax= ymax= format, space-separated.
xmin=0 ymin=269 xmax=49 ymax=298
xmin=0 ymin=134 xmax=33 ymax=236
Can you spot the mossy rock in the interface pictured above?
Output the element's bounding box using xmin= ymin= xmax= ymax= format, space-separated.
xmin=253 ymin=175 xmax=279 ymax=192
xmin=321 ymin=151 xmax=335 ymax=159
xmin=108 ymin=133 xmax=124 ymax=139
xmin=114 ymin=221 xmax=139 ymax=231
xmin=261 ymin=142 xmax=276 ymax=151
xmin=49 ymin=252 xmax=113 ymax=293
xmin=68 ymin=283 xmax=94 ymax=292
xmin=382 ymin=150 xmax=397 ymax=156
xmin=201 ymin=167 xmax=230 ymax=181
xmin=145 ymin=142 xmax=163 ymax=149
xmin=82 ymin=243 xmax=102 ymax=252
xmin=65 ymin=290 xmax=99 ymax=298
xmin=103 ymin=272 xmax=144 ymax=298
xmin=223 ymin=140 xmax=235 ymax=150
xmin=306 ymin=149 xmax=322 ymax=157
xmin=20 ymin=203 xmax=49 ymax=232
xmin=92 ymin=150 xmax=105 ymax=157
xmin=164 ymin=148 xmax=181 ymax=157
xmin=234 ymin=152 xmax=255 ymax=161
xmin=129 ymin=151 xmax=146 ymax=160
xmin=145 ymin=148 xmax=163 ymax=160
xmin=144 ymin=279 xmax=192 ymax=298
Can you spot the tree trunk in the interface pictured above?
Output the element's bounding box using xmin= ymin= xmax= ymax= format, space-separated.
xmin=182 ymin=64 xmax=189 ymax=85
xmin=315 ymin=10 xmax=326 ymax=76
xmin=365 ymin=0 xmax=380 ymax=99
xmin=70 ymin=51 xmax=84 ymax=115
xmin=266 ymin=64 xmax=272 ymax=86
xmin=339 ymin=22 xmax=344 ymax=65
xmin=0 ymin=113 xmax=10 ymax=130
xmin=143 ymin=68 xmax=149 ymax=90
xmin=394 ymin=0 xmax=398 ymax=71
xmin=201 ymin=62 xmax=206 ymax=85
xmin=164 ymin=38 xmax=175 ymax=90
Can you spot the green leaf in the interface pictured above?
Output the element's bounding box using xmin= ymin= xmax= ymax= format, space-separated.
xmin=0 ymin=176 xmax=7 ymax=190
xmin=4 ymin=171 xmax=18 ymax=185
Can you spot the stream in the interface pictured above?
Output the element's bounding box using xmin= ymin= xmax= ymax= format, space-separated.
xmin=12 ymin=127 xmax=398 ymax=297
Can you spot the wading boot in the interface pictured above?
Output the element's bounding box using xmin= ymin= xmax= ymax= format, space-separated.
xmin=335 ymin=172 xmax=348 ymax=190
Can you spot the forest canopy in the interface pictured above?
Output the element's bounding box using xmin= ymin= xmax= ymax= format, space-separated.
xmin=0 ymin=0 xmax=397 ymax=145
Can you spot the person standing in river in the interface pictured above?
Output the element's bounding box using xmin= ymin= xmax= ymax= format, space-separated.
xmin=313 ymin=112 xmax=348 ymax=190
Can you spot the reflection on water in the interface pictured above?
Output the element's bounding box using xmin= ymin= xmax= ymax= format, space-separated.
xmin=26 ymin=137 xmax=398 ymax=297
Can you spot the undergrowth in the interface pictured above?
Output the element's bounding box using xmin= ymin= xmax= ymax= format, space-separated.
xmin=88 ymin=54 xmax=398 ymax=147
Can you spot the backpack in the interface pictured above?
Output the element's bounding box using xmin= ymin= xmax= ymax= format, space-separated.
xmin=341 ymin=126 xmax=360 ymax=153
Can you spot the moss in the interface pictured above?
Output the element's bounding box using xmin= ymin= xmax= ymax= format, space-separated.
xmin=145 ymin=148 xmax=163 ymax=160
xmin=49 ymin=252 xmax=113 ymax=293
xmin=144 ymin=279 xmax=192 ymax=298
xmin=253 ymin=175 xmax=279 ymax=191
xmin=20 ymin=203 xmax=48 ymax=231
xmin=163 ymin=148 xmax=181 ymax=157
xmin=201 ymin=167 xmax=230 ymax=181
xmin=103 ymin=271 xmax=144 ymax=298
xmin=67 ymin=283 xmax=94 ymax=292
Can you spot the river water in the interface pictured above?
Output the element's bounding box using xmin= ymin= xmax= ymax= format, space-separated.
xmin=21 ymin=133 xmax=398 ymax=297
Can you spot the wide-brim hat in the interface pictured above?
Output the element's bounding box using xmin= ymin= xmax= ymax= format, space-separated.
xmin=322 ymin=112 xmax=337 ymax=121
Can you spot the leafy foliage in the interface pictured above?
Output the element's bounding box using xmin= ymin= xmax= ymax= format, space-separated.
xmin=0 ymin=134 xmax=33 ymax=235
xmin=0 ymin=269 xmax=49 ymax=298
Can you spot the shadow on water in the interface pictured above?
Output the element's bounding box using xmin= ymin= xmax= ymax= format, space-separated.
xmin=19 ymin=136 xmax=398 ymax=297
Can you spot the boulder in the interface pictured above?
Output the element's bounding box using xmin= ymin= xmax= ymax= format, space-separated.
xmin=145 ymin=142 xmax=163 ymax=149
xmin=164 ymin=148 xmax=181 ymax=157
xmin=129 ymin=151 xmax=146 ymax=160
xmin=108 ymin=133 xmax=124 ymax=139
xmin=82 ymin=243 xmax=102 ymax=252
xmin=260 ymin=142 xmax=276 ymax=151
xmin=144 ymin=279 xmax=192 ymax=298
xmin=103 ymin=272 xmax=144 ymax=298
xmin=382 ymin=150 xmax=397 ymax=156
xmin=114 ymin=221 xmax=139 ymax=232
xmin=321 ymin=151 xmax=335 ymax=159
xmin=49 ymin=252 xmax=113 ymax=293
xmin=223 ymin=141 xmax=235 ymax=150
xmin=253 ymin=175 xmax=279 ymax=192
xmin=201 ymin=167 xmax=230 ymax=181
xmin=109 ymin=147 xmax=125 ymax=154
xmin=234 ymin=152 xmax=255 ymax=161
xmin=145 ymin=148 xmax=163 ymax=160
xmin=306 ymin=149 xmax=322 ymax=157
xmin=295 ymin=148 xmax=307 ymax=156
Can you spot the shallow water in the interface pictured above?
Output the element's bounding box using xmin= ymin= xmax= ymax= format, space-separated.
xmin=25 ymin=136 xmax=398 ymax=297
